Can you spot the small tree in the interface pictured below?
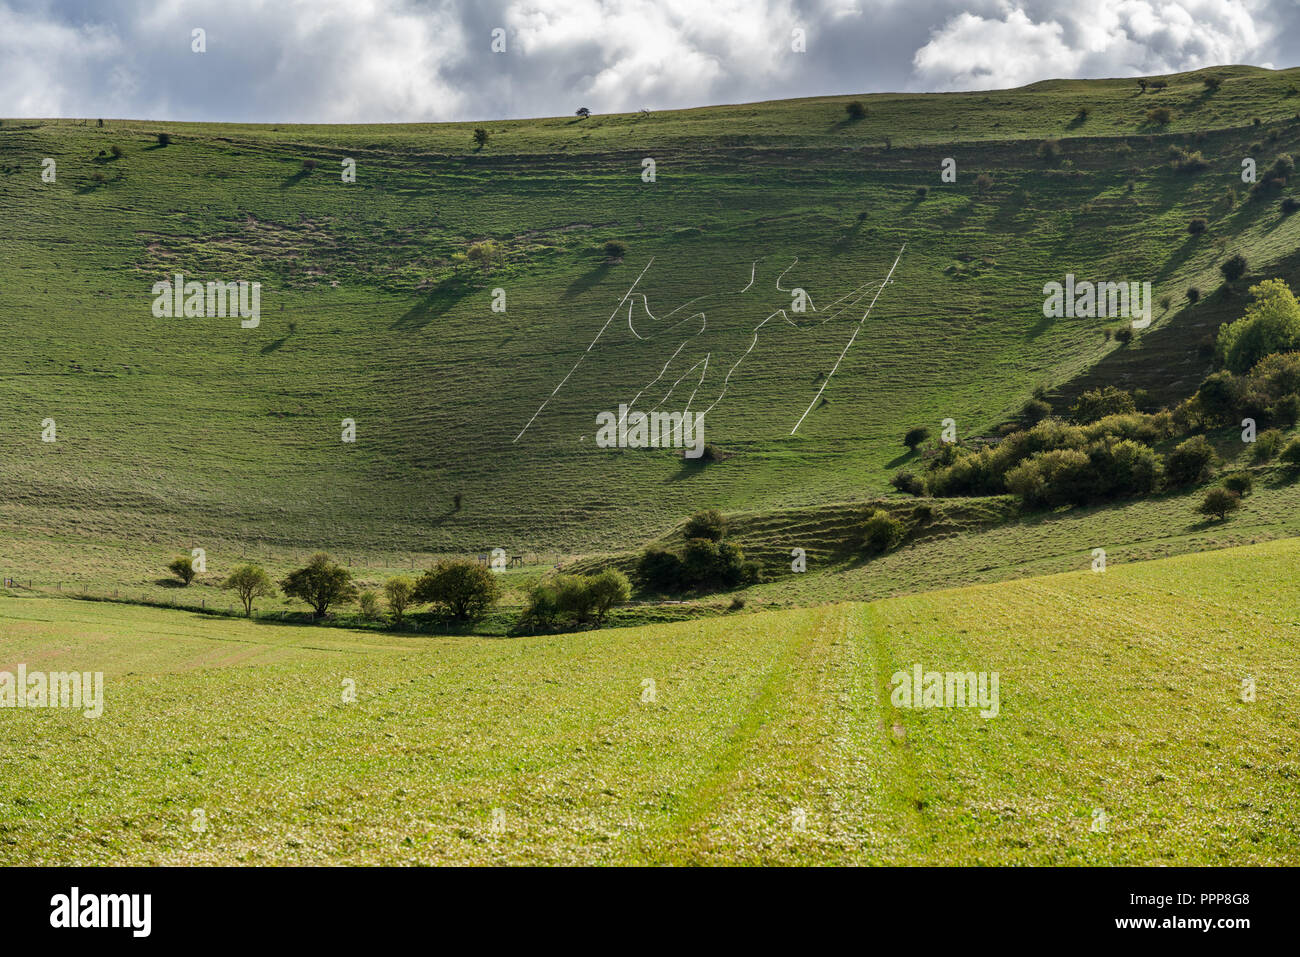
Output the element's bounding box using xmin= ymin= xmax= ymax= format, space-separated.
xmin=280 ymin=553 xmax=358 ymax=617
xmin=1220 ymin=254 xmax=1248 ymax=282
xmin=414 ymin=559 xmax=500 ymax=622
xmin=575 ymin=107 xmax=591 ymax=119
xmin=1280 ymin=436 xmax=1300 ymax=468
xmin=845 ymin=101 xmax=867 ymax=120
xmin=384 ymin=576 xmax=415 ymax=624
xmin=683 ymin=509 xmax=726 ymax=541
xmin=891 ymin=471 xmax=926 ymax=496
xmin=1188 ymin=217 xmax=1207 ymax=235
xmin=168 ymin=555 xmax=196 ymax=586
xmin=109 ymin=145 xmax=123 ymax=159
xmin=473 ymin=127 xmax=489 ymax=148
xmin=156 ymin=132 xmax=171 ymax=147
xmin=903 ymin=426 xmax=930 ymax=451
xmin=301 ymin=158 xmax=318 ymax=172
xmin=1222 ymin=471 xmax=1253 ymax=496
xmin=603 ymin=240 xmax=626 ymax=261
xmin=1037 ymin=139 xmax=1061 ymax=164
xmin=1198 ymin=487 xmax=1241 ymax=521
xmin=222 ymin=564 xmax=275 ymax=617
xmin=587 ymin=568 xmax=631 ymax=623
xmin=358 ymin=590 xmax=381 ymax=619
xmin=1165 ymin=435 xmax=1216 ymax=487
xmin=1204 ymin=75 xmax=1223 ymax=92
xmin=1146 ymin=107 xmax=1172 ymax=126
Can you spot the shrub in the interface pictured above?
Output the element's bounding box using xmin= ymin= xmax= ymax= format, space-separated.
xmin=1037 ymin=139 xmax=1061 ymax=164
xmin=1114 ymin=327 xmax=1134 ymax=345
xmin=683 ymin=509 xmax=726 ymax=542
xmin=729 ymin=596 xmax=746 ymax=611
xmin=473 ymin=127 xmax=489 ymax=147
xmin=861 ymin=510 xmax=905 ymax=554
xmin=1165 ymin=435 xmax=1216 ymax=488
xmin=891 ymin=471 xmax=926 ymax=496
xmin=846 ymin=101 xmax=867 ymax=120
xmin=1070 ymin=386 xmax=1135 ymax=425
xmin=1146 ymin=107 xmax=1172 ymax=126
xmin=520 ymin=581 xmax=561 ymax=629
xmin=413 ymin=559 xmax=500 ymax=622
xmin=1203 ymin=75 xmax=1222 ymax=92
xmin=1252 ymin=428 xmax=1284 ymax=462
xmin=682 ymin=538 xmax=746 ymax=590
xmin=603 ymin=240 xmax=627 ymax=260
xmin=1217 ymin=279 xmax=1300 ymax=373
xmin=637 ymin=548 xmax=684 ymax=592
xmin=1188 ymin=217 xmax=1207 ymax=235
xmin=1285 ymin=197 xmax=1300 ymax=215
xmin=1222 ymin=471 xmax=1254 ymax=496
xmin=586 ymin=568 xmax=631 ymax=623
xmin=109 ymin=145 xmax=123 ymax=159
xmin=156 ymin=132 xmax=171 ymax=146
xmin=222 ymin=564 xmax=275 ymax=617
xmin=1022 ymin=398 xmax=1052 ymax=424
xmin=915 ymin=186 xmax=928 ymax=198
xmin=1003 ymin=447 xmax=1096 ymax=507
xmin=975 ymin=173 xmax=994 ymax=192
xmin=1196 ymin=370 xmax=1243 ymax=424
xmin=358 ymin=590 xmax=380 ymax=619
xmin=384 ymin=576 xmax=415 ymax=624
xmin=553 ymin=574 xmax=598 ymax=624
xmin=1198 ymin=487 xmax=1241 ymax=521
xmin=1188 ymin=287 xmax=1201 ymax=303
xmin=301 ymin=158 xmax=318 ymax=171
xmin=903 ymin=426 xmax=930 ymax=451
xmin=280 ymin=553 xmax=358 ymax=617
xmin=1220 ymin=254 xmax=1249 ymax=282
xmin=167 ymin=555 xmax=196 ymax=585
xmin=1281 ymin=436 xmax=1300 ymax=468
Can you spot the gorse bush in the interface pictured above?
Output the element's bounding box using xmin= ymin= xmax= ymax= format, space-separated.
xmin=1165 ymin=435 xmax=1216 ymax=488
xmin=1198 ymin=487 xmax=1241 ymax=521
xmin=167 ymin=555 xmax=196 ymax=585
xmin=891 ymin=471 xmax=926 ymax=496
xmin=1070 ymin=386 xmax=1135 ymax=424
xmin=683 ymin=509 xmax=726 ymax=541
xmin=521 ymin=569 xmax=631 ymax=631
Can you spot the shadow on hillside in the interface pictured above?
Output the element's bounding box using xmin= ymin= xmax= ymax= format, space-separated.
xmin=153 ymin=578 xmax=187 ymax=589
xmin=260 ymin=336 xmax=287 ymax=354
xmin=392 ymin=278 xmax=472 ymax=329
xmin=563 ymin=262 xmax=612 ymax=300
xmin=280 ymin=168 xmax=311 ymax=189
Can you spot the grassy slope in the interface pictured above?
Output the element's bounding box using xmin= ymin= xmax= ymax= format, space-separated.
xmin=1 ymin=536 xmax=1295 ymax=865
xmin=4 ymin=65 xmax=1300 ymax=580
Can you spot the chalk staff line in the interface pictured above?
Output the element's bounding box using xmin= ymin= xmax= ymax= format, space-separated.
xmin=790 ymin=244 xmax=906 ymax=436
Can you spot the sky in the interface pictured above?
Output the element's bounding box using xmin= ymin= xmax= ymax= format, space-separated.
xmin=1 ymin=0 xmax=1297 ymax=123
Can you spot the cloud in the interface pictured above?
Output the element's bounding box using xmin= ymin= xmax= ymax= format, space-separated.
xmin=912 ymin=0 xmax=1278 ymax=91
xmin=0 ymin=0 xmax=1294 ymax=121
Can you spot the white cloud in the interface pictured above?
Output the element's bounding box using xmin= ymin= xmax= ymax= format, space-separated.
xmin=0 ymin=0 xmax=1294 ymax=121
xmin=912 ymin=0 xmax=1280 ymax=91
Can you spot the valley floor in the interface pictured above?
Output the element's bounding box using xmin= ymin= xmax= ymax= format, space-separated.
xmin=1 ymin=537 xmax=1296 ymax=865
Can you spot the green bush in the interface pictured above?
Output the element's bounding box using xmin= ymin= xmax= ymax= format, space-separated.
xmin=1217 ymin=279 xmax=1300 ymax=373
xmin=1222 ymin=471 xmax=1254 ymax=496
xmin=861 ymin=510 xmax=905 ymax=554
xmin=280 ymin=553 xmax=358 ymax=617
xmin=1198 ymin=487 xmax=1241 ymax=521
xmin=903 ymin=426 xmax=930 ymax=451
xmin=358 ymin=590 xmax=380 ymax=619
xmin=637 ymin=548 xmax=684 ymax=592
xmin=1252 ymin=428 xmax=1284 ymax=462
xmin=890 ymin=471 xmax=926 ymax=496
xmin=413 ymin=558 xmax=500 ymax=622
xmin=1165 ymin=436 xmax=1216 ymax=488
xmin=1280 ymin=436 xmax=1300 ymax=468
xmin=683 ymin=509 xmax=726 ymax=541
xmin=167 ymin=555 xmax=196 ymax=585
xmin=384 ymin=576 xmax=415 ymax=624
xmin=1070 ymin=386 xmax=1135 ymax=424
xmin=1220 ymin=254 xmax=1249 ymax=282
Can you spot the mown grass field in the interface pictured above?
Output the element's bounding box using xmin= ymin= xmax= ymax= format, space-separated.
xmin=1 ymin=537 xmax=1295 ymax=865
xmin=4 ymin=64 xmax=1300 ymax=576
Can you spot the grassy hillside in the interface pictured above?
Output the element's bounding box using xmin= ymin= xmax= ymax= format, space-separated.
xmin=2 ymin=537 xmax=1296 ymax=865
xmin=4 ymin=64 xmax=1300 ymax=574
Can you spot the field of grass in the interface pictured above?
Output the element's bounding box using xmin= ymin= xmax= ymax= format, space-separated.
xmin=1 ymin=537 xmax=1296 ymax=865
xmin=5 ymin=64 xmax=1300 ymax=575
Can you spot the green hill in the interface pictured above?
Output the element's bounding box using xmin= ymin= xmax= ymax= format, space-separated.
xmin=4 ymin=64 xmax=1300 ymax=583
